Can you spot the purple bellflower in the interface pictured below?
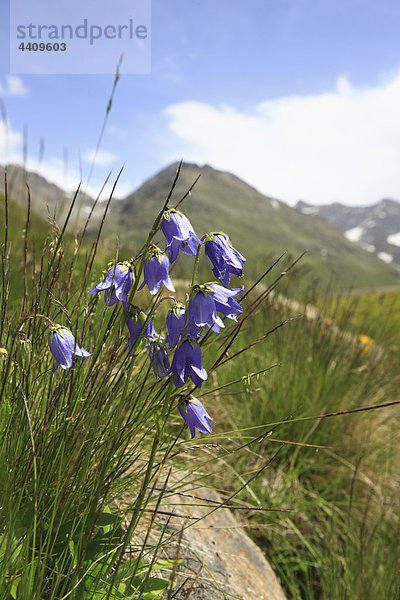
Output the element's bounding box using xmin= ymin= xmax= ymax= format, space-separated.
xmin=161 ymin=209 xmax=202 ymax=263
xmin=166 ymin=303 xmax=186 ymax=349
xmin=205 ymin=232 xmax=245 ymax=287
xmin=209 ymin=283 xmax=244 ymax=321
xmin=170 ymin=339 xmax=208 ymax=389
xmin=49 ymin=326 xmax=91 ymax=370
xmin=89 ymin=262 xmax=133 ymax=311
xmin=139 ymin=248 xmax=175 ymax=295
xmin=127 ymin=312 xmax=159 ymax=355
xmin=187 ymin=285 xmax=225 ymax=334
xmin=178 ymin=396 xmax=214 ymax=439
xmin=148 ymin=341 xmax=170 ymax=378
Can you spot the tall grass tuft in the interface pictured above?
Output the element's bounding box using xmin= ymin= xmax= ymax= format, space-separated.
xmin=0 ymin=162 xmax=299 ymax=599
xmin=208 ymin=286 xmax=400 ymax=599
xmin=2 ymin=159 xmax=400 ymax=600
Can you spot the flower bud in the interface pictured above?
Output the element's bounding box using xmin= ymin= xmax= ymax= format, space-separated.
xmin=17 ymin=336 xmax=32 ymax=372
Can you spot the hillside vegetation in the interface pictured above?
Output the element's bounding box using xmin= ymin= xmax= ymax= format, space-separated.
xmin=3 ymin=162 xmax=400 ymax=292
xmin=103 ymin=162 xmax=400 ymax=290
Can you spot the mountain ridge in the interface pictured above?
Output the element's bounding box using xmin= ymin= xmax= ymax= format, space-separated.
xmin=102 ymin=161 xmax=400 ymax=288
xmin=2 ymin=161 xmax=399 ymax=290
xmin=296 ymin=198 xmax=400 ymax=267
xmin=0 ymin=163 xmax=94 ymax=215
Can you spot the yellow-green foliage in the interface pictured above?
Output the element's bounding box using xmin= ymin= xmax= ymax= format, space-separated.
xmin=205 ymin=290 xmax=400 ymax=600
xmin=321 ymin=289 xmax=400 ymax=353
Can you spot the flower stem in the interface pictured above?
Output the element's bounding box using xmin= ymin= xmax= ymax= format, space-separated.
xmin=127 ymin=161 xmax=184 ymax=307
xmin=191 ymin=243 xmax=202 ymax=288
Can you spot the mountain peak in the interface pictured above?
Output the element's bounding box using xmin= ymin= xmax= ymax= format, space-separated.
xmin=295 ymin=197 xmax=400 ymax=267
xmin=3 ymin=160 xmax=399 ymax=288
xmin=99 ymin=161 xmax=399 ymax=288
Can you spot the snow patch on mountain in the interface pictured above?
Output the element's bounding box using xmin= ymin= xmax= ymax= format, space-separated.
xmin=270 ymin=199 xmax=280 ymax=210
xmin=295 ymin=198 xmax=400 ymax=268
xmin=360 ymin=242 xmax=375 ymax=252
xmin=387 ymin=232 xmax=400 ymax=247
xmin=299 ymin=205 xmax=319 ymax=215
xmin=344 ymin=226 xmax=364 ymax=242
xmin=378 ymin=252 xmax=393 ymax=263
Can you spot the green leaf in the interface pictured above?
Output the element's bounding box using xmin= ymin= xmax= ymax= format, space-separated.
xmin=10 ymin=577 xmax=20 ymax=599
xmin=96 ymin=511 xmax=122 ymax=531
xmin=142 ymin=577 xmax=169 ymax=593
xmin=128 ymin=576 xmax=169 ymax=598
xmin=87 ymin=588 xmax=126 ymax=600
xmin=84 ymin=529 xmax=122 ymax=562
xmin=68 ymin=538 xmax=78 ymax=567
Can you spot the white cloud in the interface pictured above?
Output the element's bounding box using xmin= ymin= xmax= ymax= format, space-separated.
xmin=106 ymin=124 xmax=128 ymax=138
xmin=0 ymin=110 xmax=128 ymax=203
xmin=0 ymin=76 xmax=28 ymax=97
xmin=162 ymin=72 xmax=400 ymax=206
xmin=25 ymin=157 xmax=125 ymax=201
xmin=0 ymin=124 xmax=125 ymax=201
xmin=83 ymin=148 xmax=119 ymax=167
xmin=0 ymin=120 xmax=23 ymax=163
xmin=28 ymin=158 xmax=84 ymax=196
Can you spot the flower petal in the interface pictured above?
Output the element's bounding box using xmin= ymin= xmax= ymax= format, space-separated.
xmin=49 ymin=328 xmax=74 ymax=370
xmin=74 ymin=345 xmax=92 ymax=358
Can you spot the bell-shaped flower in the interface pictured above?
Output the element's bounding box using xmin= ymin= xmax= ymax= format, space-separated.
xmin=170 ymin=339 xmax=208 ymax=389
xmin=166 ymin=303 xmax=186 ymax=349
xmin=139 ymin=248 xmax=175 ymax=295
xmin=187 ymin=285 xmax=225 ymax=334
xmin=178 ymin=396 xmax=214 ymax=439
xmin=209 ymin=283 xmax=244 ymax=321
xmin=161 ymin=209 xmax=202 ymax=263
xmin=148 ymin=340 xmax=170 ymax=378
xmin=89 ymin=262 xmax=133 ymax=311
xmin=205 ymin=232 xmax=245 ymax=287
xmin=49 ymin=326 xmax=91 ymax=371
xmin=127 ymin=311 xmax=159 ymax=355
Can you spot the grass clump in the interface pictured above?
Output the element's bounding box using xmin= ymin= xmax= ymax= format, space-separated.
xmin=1 ymin=158 xmax=400 ymax=600
xmin=0 ymin=162 xmax=297 ymax=599
xmin=207 ymin=286 xmax=400 ymax=599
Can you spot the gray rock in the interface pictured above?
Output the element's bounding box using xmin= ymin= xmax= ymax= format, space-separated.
xmin=154 ymin=484 xmax=287 ymax=600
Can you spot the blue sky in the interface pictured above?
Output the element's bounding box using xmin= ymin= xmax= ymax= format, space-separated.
xmin=1 ymin=0 xmax=400 ymax=205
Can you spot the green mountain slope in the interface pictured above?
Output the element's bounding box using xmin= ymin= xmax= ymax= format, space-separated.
xmin=0 ymin=164 xmax=94 ymax=226
xmin=0 ymin=192 xmax=103 ymax=305
xmin=3 ymin=161 xmax=399 ymax=291
xmin=0 ymin=192 xmax=53 ymax=303
xmin=103 ymin=162 xmax=400 ymax=290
